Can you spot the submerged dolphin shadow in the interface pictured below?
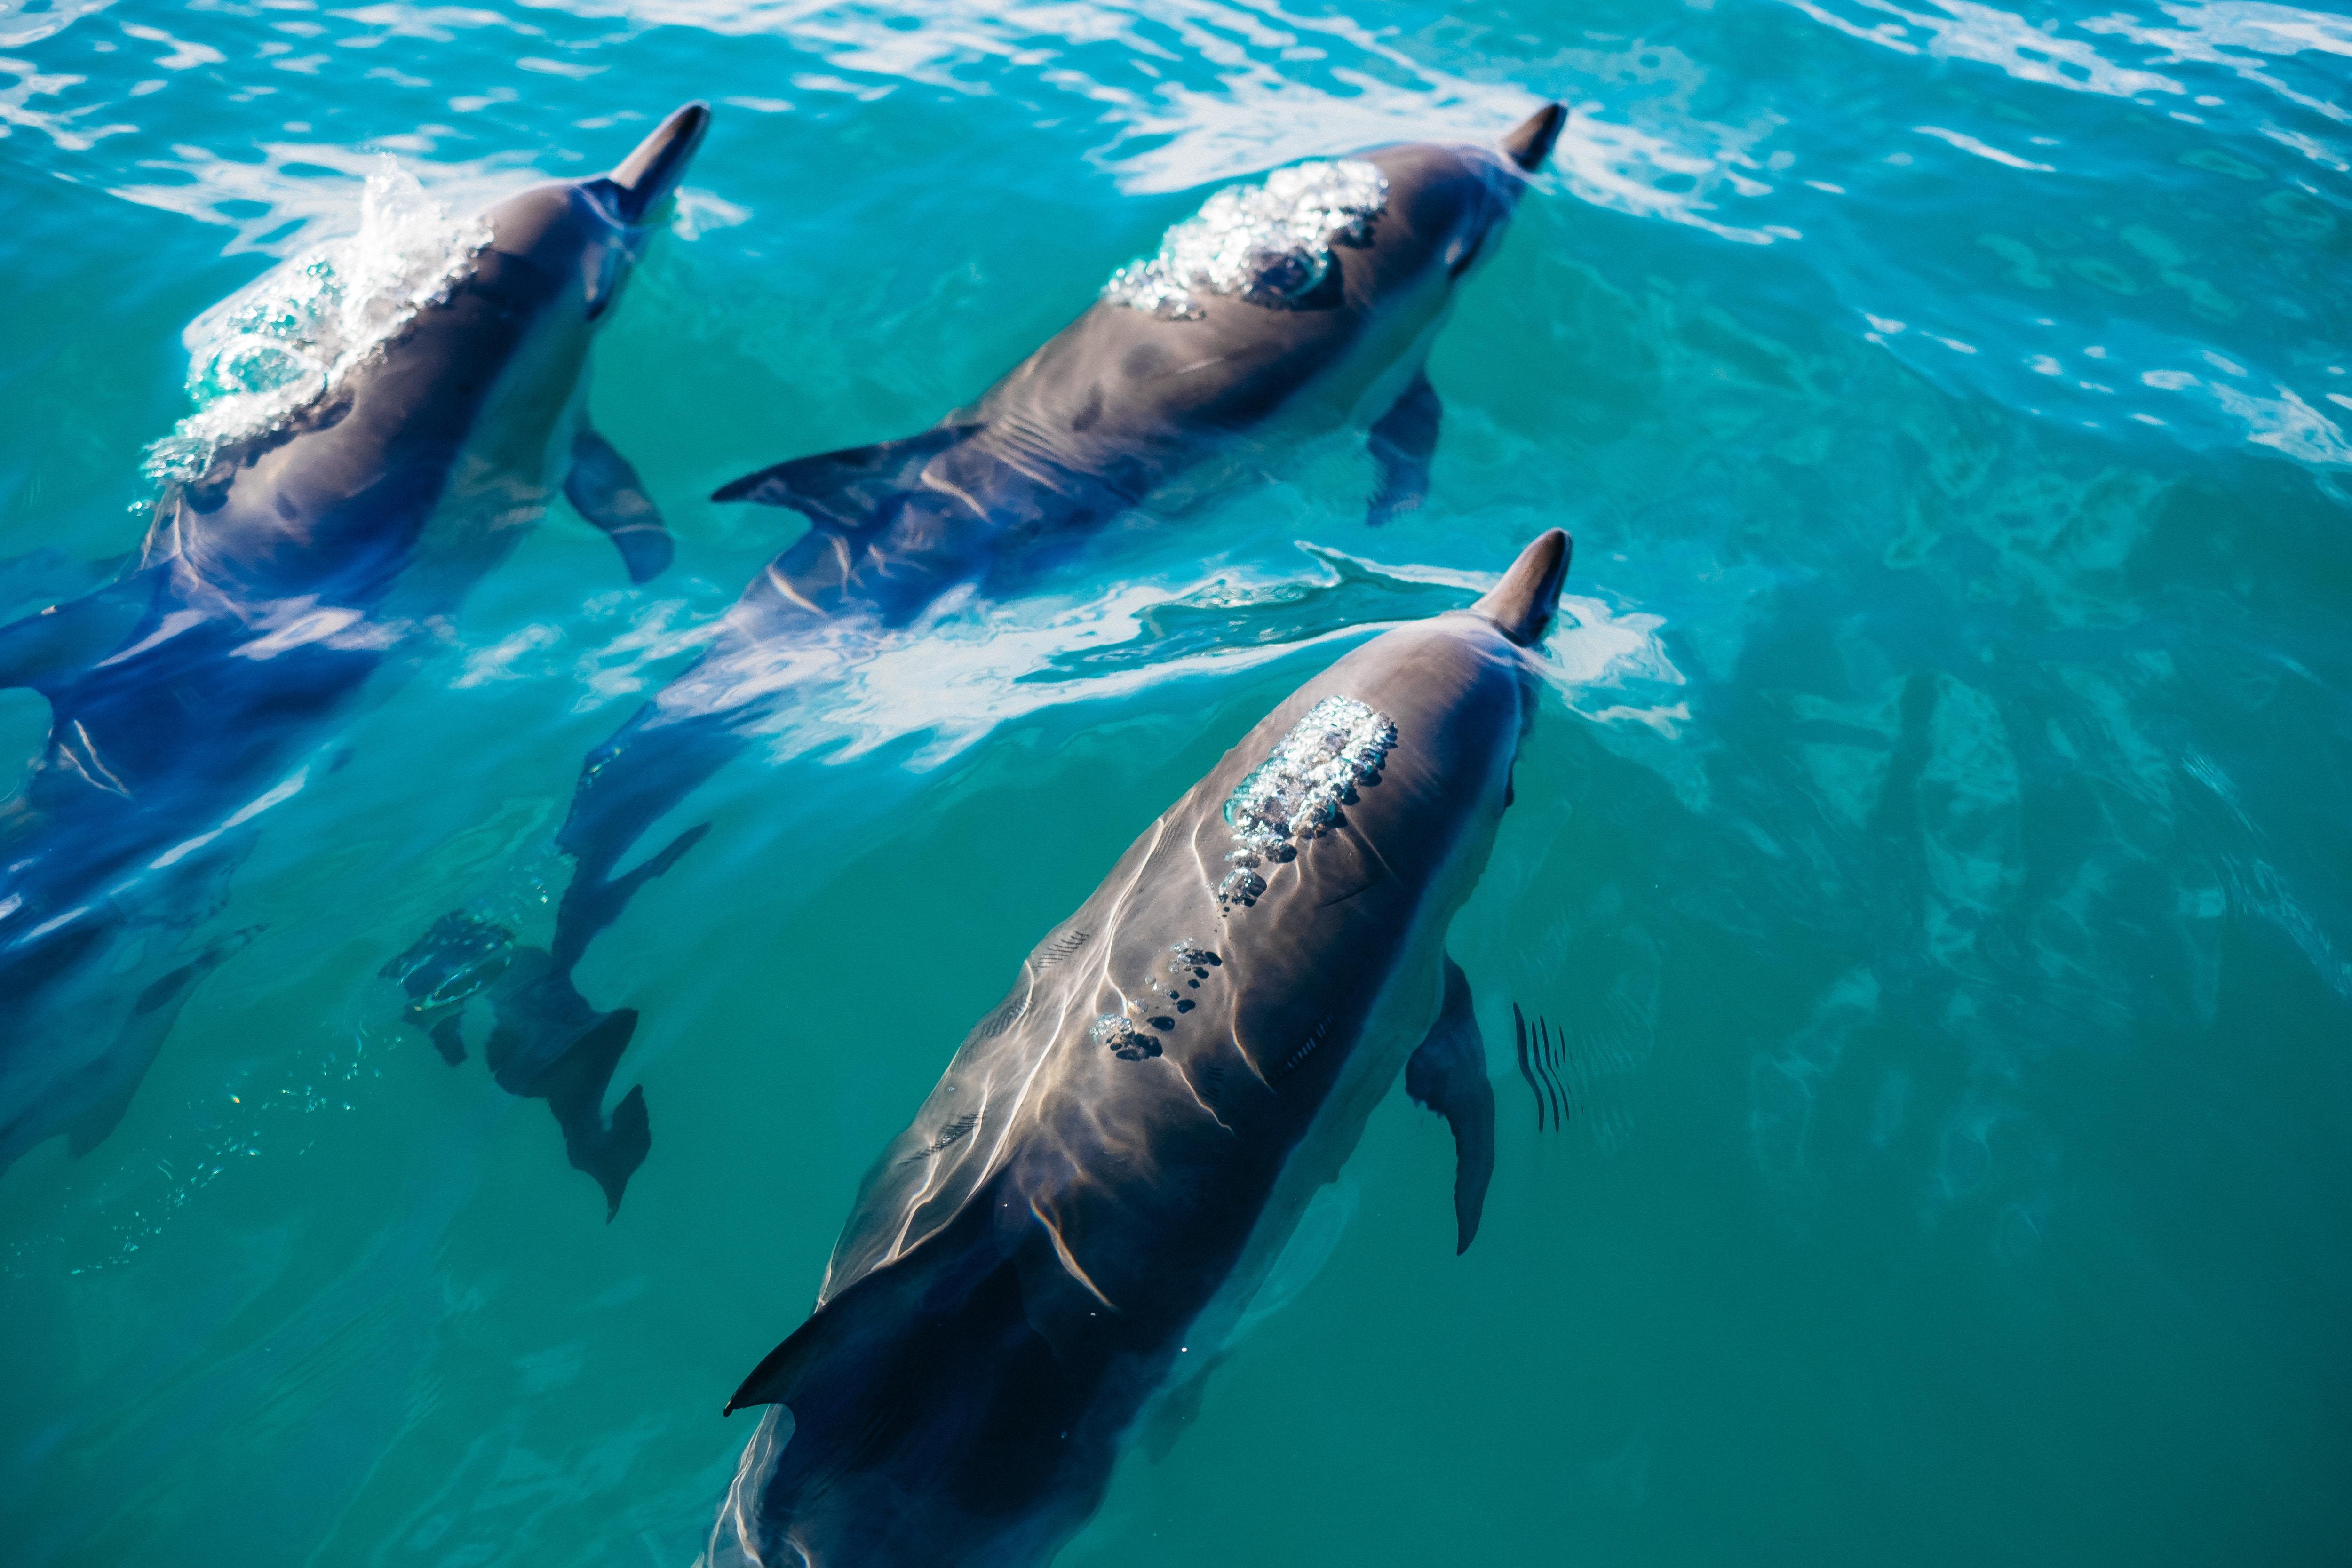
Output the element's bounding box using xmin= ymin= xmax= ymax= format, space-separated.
xmin=381 ymin=913 xmax=651 ymax=1218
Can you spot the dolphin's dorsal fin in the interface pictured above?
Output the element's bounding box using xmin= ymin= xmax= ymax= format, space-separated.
xmin=566 ymin=427 xmax=675 ymax=584
xmin=1471 ymin=528 xmax=1571 ymax=646
xmin=1405 ymin=957 xmax=1497 ymax=1254
xmin=1501 ymin=103 xmax=1566 ymax=173
xmin=710 ymin=423 xmax=984 ymax=531
xmin=603 ymin=102 xmax=711 ymax=225
xmin=0 ymin=571 xmax=159 ymax=693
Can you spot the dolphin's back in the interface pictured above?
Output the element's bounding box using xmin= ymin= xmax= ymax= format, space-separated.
xmin=153 ymin=218 xmax=584 ymax=607
xmin=721 ymin=611 xmax=1539 ymax=1568
xmin=972 ymin=140 xmax=1514 ymax=484
xmin=0 ymin=111 xmax=707 ymax=1186
xmin=824 ymin=613 xmax=1530 ymax=1292
xmin=707 ymin=135 xmax=1540 ymax=623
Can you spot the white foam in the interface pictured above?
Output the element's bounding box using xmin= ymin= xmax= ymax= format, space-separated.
xmin=1103 ymin=159 xmax=1386 ymax=319
xmin=534 ymin=0 xmax=1781 ymax=243
xmin=534 ymin=542 xmax=1687 ymax=772
xmin=1789 ymin=0 xmax=2186 ymax=99
xmin=2082 ymin=1 xmax=2352 ymax=124
xmin=143 ymin=158 xmax=492 ymax=486
xmin=2136 ymin=368 xmax=2352 ymax=465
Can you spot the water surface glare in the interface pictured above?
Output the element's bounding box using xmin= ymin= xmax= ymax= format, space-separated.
xmin=1 ymin=0 xmax=2348 ymax=1565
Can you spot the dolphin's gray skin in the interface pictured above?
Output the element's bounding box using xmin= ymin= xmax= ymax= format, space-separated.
xmin=711 ymin=101 xmax=1570 ymax=572
xmin=0 ymin=104 xmax=708 ymax=1197
xmin=707 ymin=528 xmax=1571 ymax=1568
xmin=408 ymin=108 xmax=1566 ymax=1213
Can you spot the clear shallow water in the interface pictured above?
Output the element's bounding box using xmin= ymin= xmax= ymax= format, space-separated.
xmin=1 ymin=0 xmax=2348 ymax=1562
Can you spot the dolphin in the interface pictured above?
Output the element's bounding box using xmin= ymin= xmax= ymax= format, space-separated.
xmin=710 ymin=100 xmax=1570 ymax=580
xmin=0 ymin=103 xmax=710 ymax=1186
xmin=706 ymin=527 xmax=1570 ymax=1568
xmin=404 ymin=106 xmax=1565 ymax=1210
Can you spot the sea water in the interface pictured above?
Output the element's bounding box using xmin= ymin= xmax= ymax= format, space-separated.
xmin=0 ymin=1 xmax=2347 ymax=1564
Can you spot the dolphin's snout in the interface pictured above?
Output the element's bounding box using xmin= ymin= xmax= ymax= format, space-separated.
xmin=1473 ymin=528 xmax=1571 ymax=646
xmin=1500 ymin=103 xmax=1565 ymax=174
xmin=607 ymin=101 xmax=712 ymax=224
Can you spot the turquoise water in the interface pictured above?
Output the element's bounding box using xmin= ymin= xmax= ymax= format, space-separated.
xmin=2 ymin=0 xmax=2349 ymax=1562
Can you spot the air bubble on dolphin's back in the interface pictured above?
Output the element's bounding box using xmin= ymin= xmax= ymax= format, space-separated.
xmin=1103 ymin=159 xmax=1388 ymax=320
xmin=1216 ymin=696 xmax=1396 ymax=912
xmin=145 ymin=158 xmax=492 ymax=486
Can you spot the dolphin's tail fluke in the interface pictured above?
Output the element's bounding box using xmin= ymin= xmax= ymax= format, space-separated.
xmin=386 ymin=916 xmax=653 ymax=1215
xmin=524 ymin=1004 xmax=649 ymax=1222
xmin=484 ymin=954 xmax=652 ymax=1218
xmin=1472 ymin=528 xmax=1570 ymax=646
xmin=379 ymin=700 xmax=740 ymax=1211
xmin=709 ymin=423 xmax=982 ymax=527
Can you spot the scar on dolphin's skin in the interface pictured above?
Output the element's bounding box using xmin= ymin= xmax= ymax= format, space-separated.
xmin=1513 ymin=1003 xmax=1573 ymax=1131
xmin=901 ymin=1112 xmax=983 ymax=1165
xmin=1035 ymin=929 xmax=1090 ymax=968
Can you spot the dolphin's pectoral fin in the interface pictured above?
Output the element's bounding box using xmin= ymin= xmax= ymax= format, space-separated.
xmin=722 ymin=1207 xmax=1014 ymax=1416
xmin=709 ymin=422 xmax=983 ymax=529
xmin=64 ymin=1062 xmax=151 ymax=1161
xmin=0 ymin=570 xmax=158 ymax=692
xmin=1405 ymin=956 xmax=1496 ymax=1254
xmin=566 ymin=428 xmax=675 ymax=584
xmin=64 ymin=1081 xmax=139 ymax=1159
xmin=1366 ymin=370 xmax=1442 ymax=526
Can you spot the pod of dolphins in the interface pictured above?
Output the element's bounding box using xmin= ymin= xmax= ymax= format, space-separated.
xmin=2 ymin=97 xmax=1576 ymax=1566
